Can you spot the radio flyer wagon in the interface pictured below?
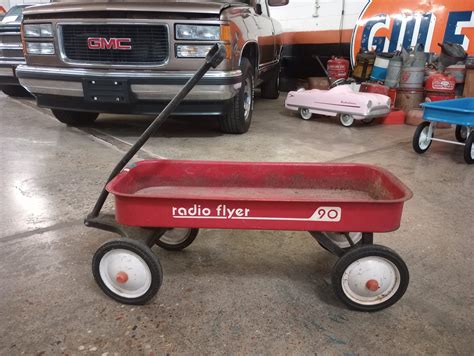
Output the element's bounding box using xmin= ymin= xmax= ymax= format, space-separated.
xmin=413 ymin=98 xmax=474 ymax=164
xmin=85 ymin=45 xmax=413 ymax=312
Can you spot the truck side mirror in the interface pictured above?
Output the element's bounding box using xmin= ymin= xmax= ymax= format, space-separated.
xmin=255 ymin=3 xmax=263 ymax=14
xmin=268 ymin=0 xmax=289 ymax=6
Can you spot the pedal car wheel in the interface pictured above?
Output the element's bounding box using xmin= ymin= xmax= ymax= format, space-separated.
xmin=362 ymin=118 xmax=375 ymax=124
xmin=155 ymin=228 xmax=199 ymax=251
xmin=455 ymin=125 xmax=468 ymax=143
xmin=412 ymin=121 xmax=433 ymax=154
xmin=340 ymin=114 xmax=354 ymax=127
xmin=92 ymin=238 xmax=163 ymax=305
xmin=310 ymin=232 xmax=363 ymax=251
xmin=331 ymin=245 xmax=409 ymax=312
xmin=298 ymin=108 xmax=312 ymax=120
xmin=464 ymin=132 xmax=474 ymax=164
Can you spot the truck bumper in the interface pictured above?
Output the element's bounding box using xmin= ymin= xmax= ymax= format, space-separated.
xmin=0 ymin=60 xmax=24 ymax=86
xmin=16 ymin=65 xmax=242 ymax=115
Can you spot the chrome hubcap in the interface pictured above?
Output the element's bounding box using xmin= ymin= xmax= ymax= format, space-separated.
xmin=418 ymin=126 xmax=432 ymax=149
xmin=243 ymin=77 xmax=252 ymax=121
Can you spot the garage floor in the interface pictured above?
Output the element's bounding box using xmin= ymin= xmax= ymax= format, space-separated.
xmin=1 ymin=92 xmax=473 ymax=355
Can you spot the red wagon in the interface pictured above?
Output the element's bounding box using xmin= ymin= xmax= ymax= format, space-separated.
xmin=85 ymin=45 xmax=413 ymax=312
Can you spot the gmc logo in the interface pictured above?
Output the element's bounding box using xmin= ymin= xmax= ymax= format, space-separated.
xmin=87 ymin=37 xmax=132 ymax=50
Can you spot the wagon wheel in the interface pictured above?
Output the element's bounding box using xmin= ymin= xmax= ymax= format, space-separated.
xmin=298 ymin=108 xmax=313 ymax=120
xmin=455 ymin=125 xmax=468 ymax=143
xmin=309 ymin=232 xmax=367 ymax=252
xmin=331 ymin=244 xmax=409 ymax=312
xmin=464 ymin=132 xmax=474 ymax=164
xmin=340 ymin=114 xmax=355 ymax=127
xmin=155 ymin=228 xmax=199 ymax=251
xmin=362 ymin=118 xmax=375 ymax=125
xmin=92 ymin=238 xmax=163 ymax=305
xmin=412 ymin=121 xmax=433 ymax=154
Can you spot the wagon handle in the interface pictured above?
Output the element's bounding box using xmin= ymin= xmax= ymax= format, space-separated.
xmin=86 ymin=43 xmax=227 ymax=220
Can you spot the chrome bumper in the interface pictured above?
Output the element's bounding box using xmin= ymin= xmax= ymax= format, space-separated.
xmin=16 ymin=65 xmax=242 ymax=101
xmin=0 ymin=60 xmax=24 ymax=77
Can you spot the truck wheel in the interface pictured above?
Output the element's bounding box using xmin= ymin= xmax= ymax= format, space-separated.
xmin=260 ymin=70 xmax=280 ymax=99
xmin=51 ymin=109 xmax=99 ymax=126
xmin=1 ymin=85 xmax=31 ymax=97
xmin=219 ymin=58 xmax=254 ymax=134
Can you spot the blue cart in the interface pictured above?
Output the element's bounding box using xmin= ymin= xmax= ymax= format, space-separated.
xmin=412 ymin=98 xmax=474 ymax=164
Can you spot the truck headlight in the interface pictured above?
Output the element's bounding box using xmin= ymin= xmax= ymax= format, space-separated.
xmin=176 ymin=44 xmax=213 ymax=58
xmin=175 ymin=24 xmax=220 ymax=41
xmin=24 ymin=24 xmax=54 ymax=38
xmin=26 ymin=42 xmax=55 ymax=55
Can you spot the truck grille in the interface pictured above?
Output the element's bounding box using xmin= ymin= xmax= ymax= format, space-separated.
xmin=61 ymin=24 xmax=168 ymax=65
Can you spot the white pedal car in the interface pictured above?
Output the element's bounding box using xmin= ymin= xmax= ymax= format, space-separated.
xmin=285 ymin=85 xmax=391 ymax=127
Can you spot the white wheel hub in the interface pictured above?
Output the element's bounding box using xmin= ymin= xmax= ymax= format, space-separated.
xmin=299 ymin=108 xmax=312 ymax=120
xmin=342 ymin=256 xmax=400 ymax=305
xmin=418 ymin=126 xmax=432 ymax=149
xmin=340 ymin=114 xmax=354 ymax=127
xmin=324 ymin=232 xmax=362 ymax=249
xmin=160 ymin=228 xmax=191 ymax=246
xmin=99 ymin=249 xmax=151 ymax=298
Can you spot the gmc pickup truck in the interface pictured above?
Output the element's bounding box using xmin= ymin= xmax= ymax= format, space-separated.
xmin=17 ymin=0 xmax=287 ymax=134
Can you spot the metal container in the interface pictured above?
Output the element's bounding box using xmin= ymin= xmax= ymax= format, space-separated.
xmin=400 ymin=67 xmax=425 ymax=89
xmin=370 ymin=55 xmax=390 ymax=81
xmin=425 ymin=92 xmax=455 ymax=102
xmin=385 ymin=57 xmax=403 ymax=88
xmin=360 ymin=82 xmax=389 ymax=96
xmin=425 ymin=72 xmax=456 ymax=93
xmin=395 ymin=89 xmax=424 ymax=113
xmin=353 ymin=52 xmax=375 ymax=81
xmin=445 ymin=64 xmax=466 ymax=84
xmin=327 ymin=56 xmax=350 ymax=81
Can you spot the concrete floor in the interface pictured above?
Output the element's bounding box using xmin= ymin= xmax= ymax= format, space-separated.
xmin=1 ymin=91 xmax=473 ymax=355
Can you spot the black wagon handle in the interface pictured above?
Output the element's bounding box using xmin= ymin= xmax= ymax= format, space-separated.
xmin=86 ymin=43 xmax=227 ymax=220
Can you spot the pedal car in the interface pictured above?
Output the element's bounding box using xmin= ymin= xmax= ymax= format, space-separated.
xmin=285 ymin=85 xmax=391 ymax=127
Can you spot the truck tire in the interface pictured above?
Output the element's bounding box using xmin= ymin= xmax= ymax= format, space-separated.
xmin=260 ymin=70 xmax=280 ymax=99
xmin=1 ymin=85 xmax=31 ymax=98
xmin=219 ymin=58 xmax=254 ymax=134
xmin=51 ymin=109 xmax=99 ymax=126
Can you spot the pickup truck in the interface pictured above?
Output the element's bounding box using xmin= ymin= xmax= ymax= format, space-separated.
xmin=0 ymin=5 xmax=30 ymax=97
xmin=17 ymin=0 xmax=287 ymax=134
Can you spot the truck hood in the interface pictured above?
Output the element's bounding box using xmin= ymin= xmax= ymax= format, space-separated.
xmin=23 ymin=0 xmax=234 ymax=16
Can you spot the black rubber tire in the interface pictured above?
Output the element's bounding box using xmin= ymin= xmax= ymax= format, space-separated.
xmin=331 ymin=244 xmax=409 ymax=312
xmin=260 ymin=69 xmax=280 ymax=99
xmin=92 ymin=238 xmax=163 ymax=305
xmin=1 ymin=85 xmax=31 ymax=97
xmin=464 ymin=132 xmax=474 ymax=164
xmin=412 ymin=121 xmax=432 ymax=154
xmin=362 ymin=118 xmax=375 ymax=124
xmin=219 ymin=58 xmax=254 ymax=134
xmin=51 ymin=109 xmax=99 ymax=126
xmin=155 ymin=228 xmax=199 ymax=251
xmin=455 ymin=125 xmax=467 ymax=143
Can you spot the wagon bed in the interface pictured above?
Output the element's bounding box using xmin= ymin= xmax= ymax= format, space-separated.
xmin=107 ymin=160 xmax=412 ymax=233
